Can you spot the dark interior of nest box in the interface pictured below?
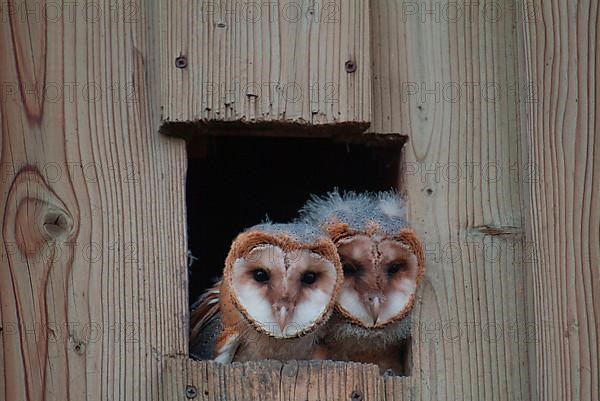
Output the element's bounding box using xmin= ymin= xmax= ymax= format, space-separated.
xmin=184 ymin=132 xmax=410 ymax=374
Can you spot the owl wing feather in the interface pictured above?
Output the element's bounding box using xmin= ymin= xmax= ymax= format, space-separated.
xmin=190 ymin=280 xmax=223 ymax=360
xmin=213 ymin=328 xmax=241 ymax=363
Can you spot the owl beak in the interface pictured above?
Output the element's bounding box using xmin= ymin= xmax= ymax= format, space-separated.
xmin=277 ymin=306 xmax=288 ymax=332
xmin=368 ymin=296 xmax=381 ymax=323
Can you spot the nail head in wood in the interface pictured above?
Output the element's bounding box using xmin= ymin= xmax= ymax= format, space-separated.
xmin=350 ymin=390 xmax=363 ymax=401
xmin=345 ymin=60 xmax=357 ymax=73
xmin=175 ymin=56 xmax=188 ymax=69
xmin=185 ymin=385 xmax=197 ymax=399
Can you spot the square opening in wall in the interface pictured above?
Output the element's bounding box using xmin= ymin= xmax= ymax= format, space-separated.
xmin=185 ymin=134 xmax=412 ymax=376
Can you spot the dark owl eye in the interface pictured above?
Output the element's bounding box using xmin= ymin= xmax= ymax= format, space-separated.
xmin=387 ymin=261 xmax=407 ymax=276
xmin=252 ymin=268 xmax=270 ymax=283
xmin=301 ymin=272 xmax=318 ymax=285
xmin=342 ymin=261 xmax=361 ymax=275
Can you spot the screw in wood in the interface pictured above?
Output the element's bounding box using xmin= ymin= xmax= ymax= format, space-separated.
xmin=185 ymin=385 xmax=198 ymax=399
xmin=345 ymin=60 xmax=357 ymax=73
xmin=175 ymin=56 xmax=188 ymax=69
xmin=350 ymin=390 xmax=363 ymax=401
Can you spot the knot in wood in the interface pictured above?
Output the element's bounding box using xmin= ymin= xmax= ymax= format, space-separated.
xmin=43 ymin=209 xmax=73 ymax=238
xmin=9 ymin=169 xmax=75 ymax=256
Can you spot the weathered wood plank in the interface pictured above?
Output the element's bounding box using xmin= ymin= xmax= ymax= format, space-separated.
xmin=161 ymin=358 xmax=410 ymax=401
xmin=370 ymin=0 xmax=533 ymax=399
xmin=0 ymin=1 xmax=188 ymax=400
xmin=522 ymin=1 xmax=600 ymax=400
xmin=160 ymin=0 xmax=371 ymax=130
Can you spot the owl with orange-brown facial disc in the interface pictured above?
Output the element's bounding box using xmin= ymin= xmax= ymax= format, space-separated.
xmin=300 ymin=191 xmax=426 ymax=375
xmin=190 ymin=222 xmax=343 ymax=363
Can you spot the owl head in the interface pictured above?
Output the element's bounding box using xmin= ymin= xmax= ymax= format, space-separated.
xmin=223 ymin=222 xmax=343 ymax=339
xmin=300 ymin=190 xmax=425 ymax=329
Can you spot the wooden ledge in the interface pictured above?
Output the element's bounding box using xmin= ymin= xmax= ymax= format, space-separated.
xmin=161 ymin=357 xmax=412 ymax=401
xmin=160 ymin=120 xmax=407 ymax=149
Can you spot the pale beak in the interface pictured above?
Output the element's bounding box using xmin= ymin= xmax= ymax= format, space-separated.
xmin=277 ymin=306 xmax=288 ymax=332
xmin=368 ymin=296 xmax=381 ymax=323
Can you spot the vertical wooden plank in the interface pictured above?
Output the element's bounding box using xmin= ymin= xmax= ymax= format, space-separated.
xmin=385 ymin=376 xmax=413 ymax=401
xmin=0 ymin=1 xmax=188 ymax=401
xmin=0 ymin=302 xmax=4 ymax=398
xmin=370 ymin=0 xmax=532 ymax=399
xmin=159 ymin=0 xmax=371 ymax=129
xmin=522 ymin=1 xmax=600 ymax=400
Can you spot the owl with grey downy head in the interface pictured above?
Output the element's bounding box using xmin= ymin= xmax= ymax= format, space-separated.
xmin=190 ymin=222 xmax=343 ymax=363
xmin=300 ymin=190 xmax=425 ymax=374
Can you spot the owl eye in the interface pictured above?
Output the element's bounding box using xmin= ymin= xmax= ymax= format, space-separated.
xmin=387 ymin=261 xmax=407 ymax=276
xmin=342 ymin=261 xmax=361 ymax=276
xmin=301 ymin=271 xmax=318 ymax=285
xmin=252 ymin=268 xmax=270 ymax=283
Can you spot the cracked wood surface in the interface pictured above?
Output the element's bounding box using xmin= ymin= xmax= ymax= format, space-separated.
xmin=160 ymin=0 xmax=371 ymax=129
xmin=161 ymin=358 xmax=412 ymax=401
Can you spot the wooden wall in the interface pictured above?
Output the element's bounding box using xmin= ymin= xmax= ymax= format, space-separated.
xmin=522 ymin=1 xmax=599 ymax=400
xmin=160 ymin=0 xmax=371 ymax=129
xmin=372 ymin=0 xmax=533 ymax=400
xmin=1 ymin=1 xmax=597 ymax=401
xmin=162 ymin=359 xmax=412 ymax=401
xmin=0 ymin=1 xmax=188 ymax=400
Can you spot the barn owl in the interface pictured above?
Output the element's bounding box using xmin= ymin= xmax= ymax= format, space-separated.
xmin=190 ymin=222 xmax=343 ymax=363
xmin=300 ymin=191 xmax=425 ymax=374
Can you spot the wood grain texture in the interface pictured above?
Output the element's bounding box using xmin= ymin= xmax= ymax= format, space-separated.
xmin=2 ymin=1 xmax=596 ymax=400
xmin=522 ymin=1 xmax=599 ymax=400
xmin=160 ymin=0 xmax=371 ymax=128
xmin=370 ymin=0 xmax=533 ymax=399
xmin=161 ymin=357 xmax=411 ymax=401
xmin=0 ymin=1 xmax=188 ymax=400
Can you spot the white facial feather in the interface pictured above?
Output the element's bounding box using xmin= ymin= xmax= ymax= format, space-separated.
xmin=235 ymin=281 xmax=277 ymax=330
xmin=289 ymin=287 xmax=330 ymax=336
xmin=231 ymin=245 xmax=284 ymax=335
xmin=335 ymin=237 xmax=420 ymax=328
xmin=231 ymin=245 xmax=338 ymax=339
xmin=378 ymin=292 xmax=410 ymax=323
xmin=338 ymin=287 xmax=373 ymax=326
xmin=378 ymin=254 xmax=418 ymax=324
xmin=285 ymin=251 xmax=338 ymax=336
